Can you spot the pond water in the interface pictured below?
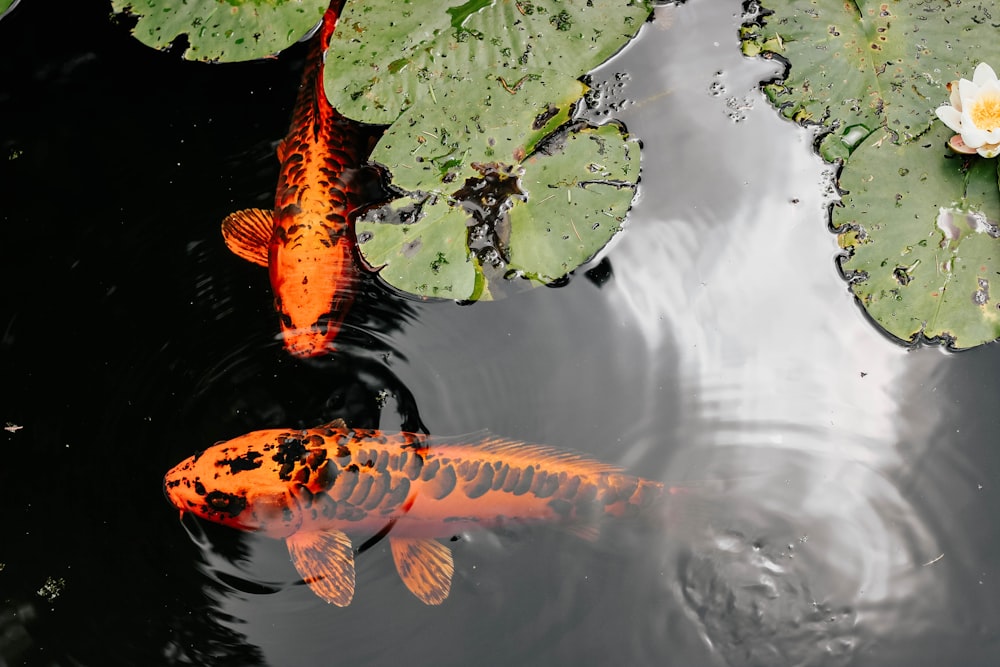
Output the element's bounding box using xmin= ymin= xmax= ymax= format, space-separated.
xmin=3 ymin=1 xmax=1000 ymax=666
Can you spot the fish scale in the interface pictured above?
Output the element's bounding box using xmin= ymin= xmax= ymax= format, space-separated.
xmin=164 ymin=419 xmax=664 ymax=606
xmin=221 ymin=0 xmax=377 ymax=358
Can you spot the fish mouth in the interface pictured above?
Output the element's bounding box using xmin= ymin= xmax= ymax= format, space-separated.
xmin=281 ymin=324 xmax=340 ymax=357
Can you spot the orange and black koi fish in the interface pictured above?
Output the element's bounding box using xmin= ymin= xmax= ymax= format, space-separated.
xmin=221 ymin=2 xmax=374 ymax=358
xmin=164 ymin=419 xmax=664 ymax=606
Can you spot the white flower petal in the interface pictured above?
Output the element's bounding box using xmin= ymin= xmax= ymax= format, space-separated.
xmin=936 ymin=105 xmax=964 ymax=132
xmin=961 ymin=123 xmax=989 ymax=148
xmin=978 ymin=143 xmax=1000 ymax=158
xmin=959 ymin=78 xmax=982 ymax=111
xmin=982 ymin=128 xmax=1000 ymax=144
xmin=973 ymin=62 xmax=999 ymax=86
xmin=949 ymin=81 xmax=963 ymax=111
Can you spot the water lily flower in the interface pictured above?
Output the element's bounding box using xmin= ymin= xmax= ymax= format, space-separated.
xmin=936 ymin=63 xmax=1000 ymax=158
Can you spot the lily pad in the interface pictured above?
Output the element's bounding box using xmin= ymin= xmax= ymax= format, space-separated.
xmin=834 ymin=122 xmax=1000 ymax=348
xmin=508 ymin=121 xmax=637 ymax=283
xmin=325 ymin=0 xmax=652 ymax=125
xmin=741 ymin=0 xmax=1000 ymax=162
xmin=111 ymin=0 xmax=327 ymax=62
xmin=357 ymin=120 xmax=638 ymax=301
xmin=356 ymin=194 xmax=478 ymax=300
xmin=0 ymin=0 xmax=20 ymax=21
xmin=371 ymin=70 xmax=584 ymax=193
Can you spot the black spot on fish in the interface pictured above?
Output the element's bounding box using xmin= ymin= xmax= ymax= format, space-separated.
xmin=534 ymin=472 xmax=559 ymax=499
xmin=462 ymin=461 xmax=481 ymax=481
xmin=312 ymin=459 xmax=337 ymax=492
xmin=347 ymin=474 xmax=374 ymax=506
xmin=217 ymin=450 xmax=264 ymax=473
xmin=337 ymin=505 xmax=366 ymax=522
xmin=384 ymin=477 xmax=410 ymax=508
xmin=502 ymin=468 xmax=521 ymax=493
xmin=273 ymin=437 xmax=309 ymax=481
xmin=403 ymin=450 xmax=424 ymax=480
xmin=335 ymin=445 xmax=351 ymax=460
xmin=559 ymin=475 xmax=581 ymax=500
xmin=548 ymin=498 xmax=573 ymax=518
xmin=205 ymin=491 xmax=246 ymax=518
xmin=420 ymin=457 xmax=441 ymax=481
xmin=194 ymin=480 xmax=206 ymax=496
xmin=464 ymin=464 xmax=494 ymax=499
xmin=428 ymin=464 xmax=457 ymax=500
xmin=315 ymin=493 xmax=338 ymax=519
xmin=361 ymin=472 xmax=390 ymax=511
xmin=513 ymin=466 xmax=534 ymax=496
xmin=291 ymin=466 xmax=310 ymax=484
xmin=290 ymin=483 xmax=315 ymax=507
xmin=492 ymin=464 xmax=509 ymax=491
xmin=330 ymin=465 xmax=359 ymax=501
xmin=306 ymin=448 xmax=327 ymax=470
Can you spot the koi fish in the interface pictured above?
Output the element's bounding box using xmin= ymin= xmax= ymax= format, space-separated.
xmin=221 ymin=2 xmax=374 ymax=358
xmin=163 ymin=419 xmax=664 ymax=606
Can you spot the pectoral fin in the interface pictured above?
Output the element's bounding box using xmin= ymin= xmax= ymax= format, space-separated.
xmin=221 ymin=208 xmax=273 ymax=267
xmin=286 ymin=529 xmax=355 ymax=606
xmin=389 ymin=537 xmax=454 ymax=606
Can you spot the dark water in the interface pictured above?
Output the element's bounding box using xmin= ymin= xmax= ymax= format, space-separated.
xmin=3 ymin=1 xmax=1000 ymax=666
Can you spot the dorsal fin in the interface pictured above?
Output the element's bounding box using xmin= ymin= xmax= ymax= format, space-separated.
xmin=319 ymin=418 xmax=348 ymax=430
xmin=389 ymin=537 xmax=454 ymax=605
xmin=286 ymin=529 xmax=355 ymax=606
xmin=429 ymin=434 xmax=625 ymax=476
xmin=221 ymin=208 xmax=273 ymax=267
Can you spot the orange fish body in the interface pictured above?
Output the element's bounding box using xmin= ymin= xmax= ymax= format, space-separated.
xmin=222 ymin=3 xmax=371 ymax=358
xmin=164 ymin=419 xmax=664 ymax=606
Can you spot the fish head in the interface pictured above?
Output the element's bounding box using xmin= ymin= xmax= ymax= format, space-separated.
xmin=164 ymin=428 xmax=331 ymax=538
xmin=270 ymin=235 xmax=356 ymax=358
xmin=277 ymin=310 xmax=348 ymax=358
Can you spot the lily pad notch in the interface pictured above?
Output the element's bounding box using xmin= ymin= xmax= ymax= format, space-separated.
xmin=743 ymin=0 xmax=1000 ymax=349
xmin=330 ymin=0 xmax=652 ymax=301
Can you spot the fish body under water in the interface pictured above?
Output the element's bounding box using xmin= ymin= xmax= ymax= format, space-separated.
xmin=164 ymin=419 xmax=664 ymax=605
xmin=221 ymin=1 xmax=375 ymax=358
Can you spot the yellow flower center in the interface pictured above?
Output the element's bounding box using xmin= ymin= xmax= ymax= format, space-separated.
xmin=970 ymin=92 xmax=1000 ymax=131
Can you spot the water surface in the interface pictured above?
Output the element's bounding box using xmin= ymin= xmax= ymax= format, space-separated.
xmin=2 ymin=1 xmax=999 ymax=666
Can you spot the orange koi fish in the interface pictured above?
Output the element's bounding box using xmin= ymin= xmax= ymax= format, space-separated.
xmin=164 ymin=419 xmax=664 ymax=606
xmin=221 ymin=2 xmax=373 ymax=358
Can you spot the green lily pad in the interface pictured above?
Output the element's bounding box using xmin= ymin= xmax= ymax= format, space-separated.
xmin=371 ymin=70 xmax=584 ymax=193
xmin=741 ymin=0 xmax=1000 ymax=162
xmin=508 ymin=121 xmax=637 ymax=283
xmin=325 ymin=0 xmax=651 ymax=125
xmin=834 ymin=123 xmax=1000 ymax=348
xmin=1 ymin=0 xmax=20 ymax=20
xmin=357 ymin=121 xmax=638 ymax=301
xmin=356 ymin=194 xmax=478 ymax=300
xmin=111 ymin=0 xmax=327 ymax=62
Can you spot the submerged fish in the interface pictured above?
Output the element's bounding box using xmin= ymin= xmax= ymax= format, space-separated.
xmin=164 ymin=419 xmax=664 ymax=606
xmin=221 ymin=2 xmax=375 ymax=358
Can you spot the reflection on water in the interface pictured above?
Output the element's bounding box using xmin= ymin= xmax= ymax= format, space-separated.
xmin=5 ymin=0 xmax=1000 ymax=665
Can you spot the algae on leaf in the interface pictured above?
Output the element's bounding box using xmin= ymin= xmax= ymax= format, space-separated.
xmin=357 ymin=120 xmax=639 ymax=301
xmin=325 ymin=0 xmax=652 ymax=125
xmin=508 ymin=121 xmax=638 ymax=285
xmin=370 ymin=71 xmax=584 ymax=194
xmin=111 ymin=0 xmax=328 ymax=62
xmin=834 ymin=123 xmax=1000 ymax=349
xmin=741 ymin=0 xmax=1000 ymax=162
